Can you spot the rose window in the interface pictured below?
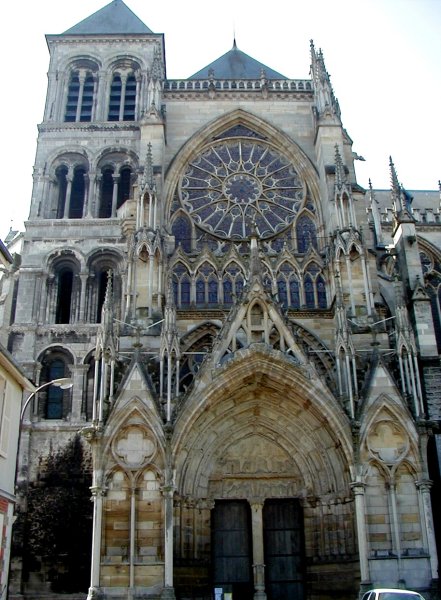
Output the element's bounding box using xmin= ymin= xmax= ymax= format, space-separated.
xmin=179 ymin=140 xmax=304 ymax=240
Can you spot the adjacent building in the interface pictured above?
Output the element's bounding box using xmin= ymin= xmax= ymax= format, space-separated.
xmin=3 ymin=1 xmax=441 ymax=599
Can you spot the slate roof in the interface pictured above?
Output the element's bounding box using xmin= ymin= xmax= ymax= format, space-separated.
xmin=62 ymin=0 xmax=153 ymax=35
xmin=189 ymin=40 xmax=286 ymax=80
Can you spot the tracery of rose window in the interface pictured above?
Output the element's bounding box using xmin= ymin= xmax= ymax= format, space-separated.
xmin=179 ymin=140 xmax=305 ymax=240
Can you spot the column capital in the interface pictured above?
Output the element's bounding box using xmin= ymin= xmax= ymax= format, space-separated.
xmin=90 ymin=485 xmax=107 ymax=498
xmin=416 ymin=479 xmax=433 ymax=492
xmin=350 ymin=480 xmax=366 ymax=495
xmin=249 ymin=498 xmax=265 ymax=511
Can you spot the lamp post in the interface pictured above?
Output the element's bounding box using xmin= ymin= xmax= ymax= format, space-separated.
xmin=20 ymin=377 xmax=73 ymax=422
xmin=16 ymin=377 xmax=74 ymax=485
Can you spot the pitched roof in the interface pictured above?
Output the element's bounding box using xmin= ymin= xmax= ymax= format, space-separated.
xmin=62 ymin=0 xmax=153 ymax=35
xmin=189 ymin=40 xmax=286 ymax=80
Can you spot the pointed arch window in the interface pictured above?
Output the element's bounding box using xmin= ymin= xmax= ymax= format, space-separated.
xmin=317 ymin=275 xmax=327 ymax=308
xmin=277 ymin=262 xmax=300 ymax=309
xmin=304 ymin=275 xmax=315 ymax=308
xmin=289 ymin=278 xmax=300 ymax=308
xmin=222 ymin=263 xmax=244 ymax=306
xmin=172 ymin=214 xmax=192 ymax=253
xmin=172 ymin=263 xmax=191 ymax=307
xmin=195 ymin=263 xmax=218 ymax=307
xmin=296 ymin=214 xmax=317 ymax=253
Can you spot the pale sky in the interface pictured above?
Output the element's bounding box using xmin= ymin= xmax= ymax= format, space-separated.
xmin=1 ymin=0 xmax=440 ymax=238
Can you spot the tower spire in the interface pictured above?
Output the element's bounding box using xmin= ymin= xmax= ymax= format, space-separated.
xmin=310 ymin=40 xmax=341 ymax=120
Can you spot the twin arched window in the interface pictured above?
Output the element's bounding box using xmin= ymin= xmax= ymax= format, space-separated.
xmin=277 ymin=262 xmax=327 ymax=309
xmin=63 ymin=65 xmax=139 ymax=123
xmin=55 ymin=164 xmax=87 ymax=219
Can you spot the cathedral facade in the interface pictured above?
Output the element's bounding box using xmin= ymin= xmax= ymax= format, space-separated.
xmin=4 ymin=1 xmax=441 ymax=599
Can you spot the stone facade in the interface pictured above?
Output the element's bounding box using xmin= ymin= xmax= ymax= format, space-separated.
xmin=3 ymin=1 xmax=441 ymax=600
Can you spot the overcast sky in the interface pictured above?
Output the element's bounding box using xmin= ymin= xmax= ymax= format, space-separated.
xmin=1 ymin=0 xmax=440 ymax=238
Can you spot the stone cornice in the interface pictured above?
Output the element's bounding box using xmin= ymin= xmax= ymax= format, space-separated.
xmin=164 ymin=90 xmax=313 ymax=102
xmin=38 ymin=122 xmax=140 ymax=134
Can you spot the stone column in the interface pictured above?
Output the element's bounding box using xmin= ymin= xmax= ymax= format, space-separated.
xmin=161 ymin=484 xmax=176 ymax=599
xmin=416 ymin=480 xmax=439 ymax=580
xmin=111 ymin=175 xmax=120 ymax=217
xmin=119 ymin=74 xmax=128 ymax=121
xmin=63 ymin=172 xmax=73 ymax=218
xmin=350 ymin=480 xmax=370 ymax=583
xmin=87 ymin=485 xmax=105 ymax=599
xmin=250 ymin=500 xmax=267 ymax=600
xmin=75 ymin=71 xmax=86 ymax=122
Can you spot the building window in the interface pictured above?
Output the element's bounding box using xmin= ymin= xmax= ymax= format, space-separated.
xmin=172 ymin=214 xmax=192 ymax=253
xmin=195 ymin=263 xmax=218 ymax=307
xmin=49 ymin=257 xmax=81 ymax=324
xmin=117 ymin=167 xmax=132 ymax=208
xmin=99 ymin=168 xmax=114 ymax=218
xmin=39 ymin=355 xmax=71 ymax=420
xmin=108 ymin=73 xmax=137 ymax=121
xmin=56 ymin=270 xmax=74 ymax=324
xmin=64 ymin=71 xmax=95 ymax=123
xmin=55 ymin=165 xmax=68 ymax=218
xmin=69 ymin=167 xmax=86 ymax=218
xmin=296 ymin=214 xmax=317 ymax=253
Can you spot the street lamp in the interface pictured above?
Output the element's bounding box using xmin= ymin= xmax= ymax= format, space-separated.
xmin=20 ymin=377 xmax=73 ymax=421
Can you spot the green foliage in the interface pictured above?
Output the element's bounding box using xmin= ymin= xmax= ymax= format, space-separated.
xmin=25 ymin=434 xmax=92 ymax=593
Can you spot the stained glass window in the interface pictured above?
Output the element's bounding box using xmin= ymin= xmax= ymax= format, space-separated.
xmin=179 ymin=139 xmax=304 ymax=240
xmin=296 ymin=214 xmax=317 ymax=253
xmin=172 ymin=214 xmax=192 ymax=253
xmin=317 ymin=275 xmax=327 ymax=308
xmin=289 ymin=279 xmax=300 ymax=308
xmin=304 ymin=275 xmax=315 ymax=308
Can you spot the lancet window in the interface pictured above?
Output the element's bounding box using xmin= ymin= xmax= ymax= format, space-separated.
xmin=195 ymin=263 xmax=218 ymax=306
xmin=172 ymin=263 xmax=191 ymax=307
xmin=277 ymin=262 xmax=300 ymax=309
xmin=296 ymin=214 xmax=318 ymax=253
xmin=222 ymin=263 xmax=245 ymax=305
xmin=172 ymin=213 xmax=193 ymax=253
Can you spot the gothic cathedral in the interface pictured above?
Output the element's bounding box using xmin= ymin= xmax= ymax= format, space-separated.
xmin=5 ymin=1 xmax=441 ymax=599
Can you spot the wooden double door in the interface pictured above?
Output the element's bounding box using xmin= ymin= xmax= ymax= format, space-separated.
xmin=212 ymin=499 xmax=305 ymax=600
